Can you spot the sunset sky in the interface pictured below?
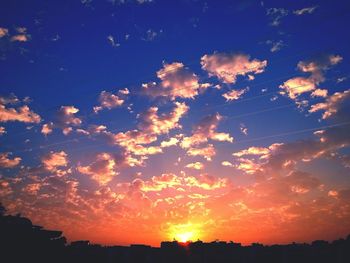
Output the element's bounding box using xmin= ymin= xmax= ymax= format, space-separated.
xmin=1 ymin=0 xmax=350 ymax=247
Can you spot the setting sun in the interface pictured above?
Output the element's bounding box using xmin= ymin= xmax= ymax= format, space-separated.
xmin=175 ymin=232 xmax=194 ymax=243
xmin=168 ymin=223 xmax=201 ymax=243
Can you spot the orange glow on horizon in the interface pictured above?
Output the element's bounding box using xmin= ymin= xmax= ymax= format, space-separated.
xmin=168 ymin=222 xmax=202 ymax=243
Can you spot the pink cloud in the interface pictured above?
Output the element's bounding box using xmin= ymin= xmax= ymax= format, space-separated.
xmin=201 ymin=53 xmax=267 ymax=84
xmin=142 ymin=62 xmax=209 ymax=100
xmin=280 ymin=54 xmax=342 ymax=100
xmin=181 ymin=113 xmax=233 ymax=149
xmin=222 ymin=87 xmax=249 ymax=101
xmin=93 ymin=89 xmax=128 ymax=113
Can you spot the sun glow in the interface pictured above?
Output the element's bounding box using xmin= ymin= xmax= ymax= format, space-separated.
xmin=175 ymin=231 xmax=195 ymax=243
xmin=168 ymin=223 xmax=201 ymax=243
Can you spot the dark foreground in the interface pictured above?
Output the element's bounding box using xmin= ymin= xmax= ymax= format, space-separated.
xmin=1 ymin=208 xmax=349 ymax=263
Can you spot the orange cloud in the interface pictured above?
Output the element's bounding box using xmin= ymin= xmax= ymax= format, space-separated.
xmin=77 ymin=153 xmax=118 ymax=185
xmin=11 ymin=34 xmax=29 ymax=42
xmin=0 ymin=27 xmax=8 ymax=38
xmin=41 ymin=151 xmax=69 ymax=174
xmin=311 ymin=88 xmax=328 ymax=98
xmin=41 ymin=122 xmax=53 ymax=136
xmin=0 ymin=152 xmax=21 ymax=168
xmin=0 ymin=100 xmax=41 ymax=123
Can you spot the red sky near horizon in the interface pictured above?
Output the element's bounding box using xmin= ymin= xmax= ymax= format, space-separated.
xmin=1 ymin=0 xmax=350 ymax=247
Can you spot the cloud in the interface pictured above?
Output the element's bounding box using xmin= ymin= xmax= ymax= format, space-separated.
xmin=41 ymin=151 xmax=68 ymax=173
xmin=234 ymin=157 xmax=264 ymax=174
xmin=107 ymin=102 xmax=188 ymax=157
xmin=279 ymin=77 xmax=316 ymax=99
xmin=141 ymin=29 xmax=161 ymax=41
xmin=77 ymin=153 xmax=118 ymax=185
xmin=297 ymin=54 xmax=342 ymax=83
xmin=280 ymin=54 xmax=342 ymax=100
xmin=11 ymin=35 xmax=29 ymax=42
xmin=222 ymin=87 xmax=249 ymax=101
xmin=232 ymin=90 xmax=350 ymax=176
xmin=22 ymin=183 xmax=41 ymax=195
xmin=107 ymin=35 xmax=120 ymax=47
xmin=0 ymin=101 xmax=41 ymax=123
xmin=201 ymin=53 xmax=267 ymax=84
xmin=293 ymin=6 xmax=318 ymax=16
xmin=136 ymin=0 xmax=153 ymax=5
xmin=181 ymin=113 xmax=233 ymax=149
xmin=160 ymin=137 xmax=179 ymax=148
xmin=41 ymin=122 xmax=54 ymax=136
xmin=55 ymin=106 xmax=82 ymax=134
xmin=265 ymin=40 xmax=284 ymax=52
xmin=240 ymin=123 xmax=248 ymax=135
xmin=221 ymin=161 xmax=233 ymax=167
xmin=285 ymin=170 xmax=321 ymax=194
xmin=266 ymin=8 xmax=289 ymax=26
xmin=113 ymin=130 xmax=159 ymax=152
xmin=0 ymin=27 xmax=8 ymax=38
xmin=311 ymin=89 xmax=328 ymax=98
xmin=233 ymin=146 xmax=270 ymax=157
xmin=139 ymin=172 xmax=228 ymax=192
xmin=0 ymin=126 xmax=6 ymax=136
xmin=93 ymin=89 xmax=128 ymax=113
xmin=186 ymin=144 xmax=216 ymax=161
xmin=309 ymin=90 xmax=350 ymax=120
xmin=185 ymin=162 xmax=204 ymax=170
xmin=0 ymin=152 xmax=21 ymax=168
xmin=137 ymin=102 xmax=189 ymax=135
xmin=142 ymin=62 xmax=208 ymax=100
xmin=0 ymin=94 xmax=20 ymax=105
xmin=10 ymin=27 xmax=30 ymax=42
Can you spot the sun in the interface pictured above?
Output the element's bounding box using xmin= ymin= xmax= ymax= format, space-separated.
xmin=168 ymin=222 xmax=201 ymax=243
xmin=175 ymin=231 xmax=194 ymax=243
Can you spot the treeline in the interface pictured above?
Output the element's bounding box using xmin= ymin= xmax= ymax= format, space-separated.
xmin=1 ymin=205 xmax=350 ymax=263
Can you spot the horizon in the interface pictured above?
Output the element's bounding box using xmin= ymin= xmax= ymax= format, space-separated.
xmin=3 ymin=210 xmax=350 ymax=249
xmin=1 ymin=0 xmax=350 ymax=248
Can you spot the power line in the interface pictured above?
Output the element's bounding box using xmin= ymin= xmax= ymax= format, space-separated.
xmin=11 ymin=95 xmax=321 ymax=154
xmin=4 ymin=50 xmax=339 ymax=140
xmin=234 ymin=121 xmax=350 ymax=145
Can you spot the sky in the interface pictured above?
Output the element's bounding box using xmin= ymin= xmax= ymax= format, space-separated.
xmin=1 ymin=0 xmax=350 ymax=247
